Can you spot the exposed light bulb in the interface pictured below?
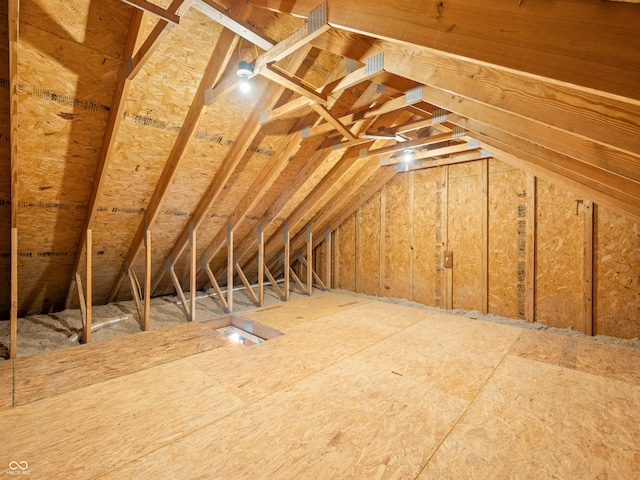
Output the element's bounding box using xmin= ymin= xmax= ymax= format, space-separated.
xmin=239 ymin=77 xmax=251 ymax=93
xmin=403 ymin=149 xmax=413 ymax=163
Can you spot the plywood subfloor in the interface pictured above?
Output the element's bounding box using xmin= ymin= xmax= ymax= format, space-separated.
xmin=1 ymin=292 xmax=639 ymax=479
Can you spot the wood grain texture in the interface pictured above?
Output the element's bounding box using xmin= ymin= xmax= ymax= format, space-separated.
xmin=337 ymin=213 xmax=356 ymax=291
xmin=357 ymin=191 xmax=381 ymax=296
xmin=383 ymin=173 xmax=411 ymax=299
xmin=535 ymin=179 xmax=584 ymax=331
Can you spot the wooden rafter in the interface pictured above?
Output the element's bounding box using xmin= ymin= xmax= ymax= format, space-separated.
xmin=107 ymin=0 xmax=253 ymax=303
xmin=309 ymin=103 xmax=356 ymax=141
xmin=121 ymin=0 xmax=181 ymax=24
xmin=205 ymin=2 xmax=329 ymax=106
xmin=193 ymin=0 xmax=276 ymax=50
xmin=65 ymin=10 xmax=146 ymax=309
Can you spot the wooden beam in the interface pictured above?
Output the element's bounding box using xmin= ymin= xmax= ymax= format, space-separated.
xmin=66 ymin=10 xmax=145 ymax=307
xmin=300 ymin=254 xmax=326 ymax=290
xmin=583 ymin=200 xmax=595 ymax=335
xmin=128 ymin=268 xmax=144 ymax=327
xmin=442 ymin=166 xmax=452 ymax=310
xmin=290 ymin=265 xmax=306 ymax=293
xmin=144 ymin=228 xmax=151 ymax=331
xmin=75 ymin=273 xmax=87 ymax=338
xmin=324 ymin=227 xmax=332 ymax=290
xmin=408 ymin=171 xmax=414 ymax=301
xmin=167 ymin=264 xmax=190 ymax=318
xmin=189 ymin=223 xmax=196 ymax=322
xmin=206 ymin=2 xmax=329 ymax=105
xmin=260 ymin=63 xmax=328 ymax=105
xmin=203 ymin=262 xmax=228 ymax=311
xmin=227 ymin=224 xmax=234 ymax=313
xmin=264 ymin=264 xmax=284 ymax=298
xmin=252 ymin=0 xmax=640 ymax=100
xmin=525 ymin=174 xmax=537 ymax=323
xmin=120 ymin=0 xmax=181 ymax=24
xmin=86 ymin=229 xmax=93 ymax=343
xmin=235 ymin=263 xmax=259 ymax=304
xmin=306 ymin=227 xmax=313 ymax=295
xmin=9 ymin=0 xmax=19 ymax=359
xmin=379 ymin=185 xmax=386 ymax=297
xmin=283 ymin=226 xmax=290 ymax=301
xmin=193 ymin=0 xmax=275 ymax=50
xmin=405 ymin=150 xmax=492 ymax=171
xmin=309 ymin=103 xmax=356 ymax=140
xmin=257 ymin=226 xmax=264 ymax=305
xmin=334 ymin=226 xmax=340 ymax=288
xmin=107 ymin=5 xmax=249 ymax=303
xmin=481 ymin=158 xmax=489 ymax=315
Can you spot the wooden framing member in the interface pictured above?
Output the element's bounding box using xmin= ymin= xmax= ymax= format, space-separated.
xmin=75 ymin=229 xmax=93 ymax=343
xmin=583 ymin=200 xmax=595 ymax=335
xmin=257 ymin=226 xmax=265 ymax=305
xmin=166 ymin=258 xmax=191 ymax=320
xmin=189 ymin=222 xmax=196 ymax=322
xmin=525 ymin=174 xmax=537 ymax=323
xmin=66 ymin=10 xmax=145 ymax=308
xmin=481 ymin=158 xmax=489 ymax=314
xmin=408 ymin=171 xmax=414 ymax=301
xmin=205 ymin=2 xmax=329 ymax=106
xmin=379 ymin=137 xmax=475 ymax=166
xmin=9 ymin=0 xmax=19 ymax=359
xmin=126 ymin=0 xmax=193 ymax=80
xmin=107 ymin=5 xmax=250 ymax=303
xmin=128 ymin=268 xmax=144 ymax=328
xmin=442 ymin=166 xmax=453 ymax=310
xmin=193 ymin=0 xmax=275 ymax=50
xmin=120 ymin=0 xmax=181 ymax=24
xmin=235 ymin=262 xmax=259 ymax=305
xmin=309 ymin=103 xmax=356 ymax=141
xmin=405 ymin=150 xmax=492 ymax=172
xmin=306 ymin=227 xmax=314 ymax=294
xmin=334 ymin=226 xmax=340 ymax=288
xmin=75 ymin=273 xmax=87 ymax=340
xmin=324 ymin=227 xmax=332 ymax=290
xmin=263 ymin=264 xmax=284 ymax=298
xmin=283 ymin=225 xmax=290 ymax=301
xmin=261 ymin=63 xmax=328 ymax=105
xmin=202 ymin=260 xmax=228 ymax=311
xmin=379 ymin=185 xmax=386 ymax=297
xmin=227 ymin=224 xmax=234 ymax=313
xmin=143 ymin=228 xmax=151 ymax=330
xmin=289 ymin=264 xmax=306 ymax=294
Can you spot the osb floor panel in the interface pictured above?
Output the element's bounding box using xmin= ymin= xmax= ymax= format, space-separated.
xmin=1 ymin=292 xmax=639 ymax=479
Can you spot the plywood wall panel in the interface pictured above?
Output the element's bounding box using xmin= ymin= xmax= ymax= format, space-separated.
xmin=0 ymin=13 xmax=10 ymax=318
xmin=357 ymin=191 xmax=381 ymax=296
xmin=535 ymin=179 xmax=583 ymax=330
xmin=337 ymin=214 xmax=356 ymax=291
xmin=383 ymin=173 xmax=411 ymax=299
xmin=412 ymin=168 xmax=440 ymax=306
xmin=448 ymin=162 xmax=483 ymax=311
xmin=488 ymin=160 xmax=527 ymax=319
xmin=595 ymin=206 xmax=640 ymax=339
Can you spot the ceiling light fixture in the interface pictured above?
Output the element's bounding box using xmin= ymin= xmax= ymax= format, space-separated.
xmin=403 ymin=148 xmax=413 ymax=163
xmin=237 ymin=60 xmax=254 ymax=93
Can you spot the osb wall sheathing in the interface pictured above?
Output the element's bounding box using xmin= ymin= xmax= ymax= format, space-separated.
xmin=357 ymin=191 xmax=381 ymax=296
xmin=595 ymin=206 xmax=640 ymax=338
xmin=535 ymin=179 xmax=583 ymax=330
xmin=17 ymin=0 xmax=131 ymax=313
xmin=383 ymin=173 xmax=411 ymax=299
xmin=0 ymin=6 xmax=10 ymax=318
xmin=448 ymin=162 xmax=483 ymax=310
xmin=337 ymin=214 xmax=356 ymax=291
xmin=412 ymin=168 xmax=440 ymax=307
xmin=488 ymin=160 xmax=527 ymax=319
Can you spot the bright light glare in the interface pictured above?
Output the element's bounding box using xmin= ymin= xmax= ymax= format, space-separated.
xmin=229 ymin=332 xmax=242 ymax=343
xmin=403 ymin=149 xmax=412 ymax=163
xmin=239 ymin=78 xmax=251 ymax=93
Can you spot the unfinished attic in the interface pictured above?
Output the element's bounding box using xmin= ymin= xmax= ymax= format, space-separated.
xmin=2 ymin=0 xmax=640 ymax=477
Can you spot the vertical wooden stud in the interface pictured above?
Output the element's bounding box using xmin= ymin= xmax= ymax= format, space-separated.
xmin=189 ymin=222 xmax=196 ymax=322
xmin=442 ymin=166 xmax=453 ymax=309
xmin=283 ymin=225 xmax=290 ymax=301
xmin=583 ymin=200 xmax=594 ymax=335
xmin=258 ymin=225 xmax=264 ymax=306
xmin=306 ymin=227 xmax=313 ymax=296
xmin=525 ymin=174 xmax=537 ymax=323
xmin=9 ymin=0 xmax=20 ymax=359
xmin=379 ymin=185 xmax=386 ymax=297
xmin=86 ymin=229 xmax=93 ymax=343
xmin=355 ymin=209 xmax=361 ymax=293
xmin=144 ymin=228 xmax=151 ymax=331
xmin=409 ymin=171 xmax=415 ymax=301
xmin=481 ymin=159 xmax=489 ymax=314
xmin=334 ymin=226 xmax=340 ymax=290
xmin=226 ymin=224 xmax=233 ymax=313
xmin=324 ymin=227 xmax=331 ymax=290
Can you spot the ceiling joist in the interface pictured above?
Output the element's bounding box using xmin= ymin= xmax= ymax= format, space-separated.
xmin=121 ymin=0 xmax=181 ymax=24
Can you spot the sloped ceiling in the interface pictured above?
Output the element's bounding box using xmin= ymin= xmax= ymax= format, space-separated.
xmin=1 ymin=0 xmax=639 ymax=316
